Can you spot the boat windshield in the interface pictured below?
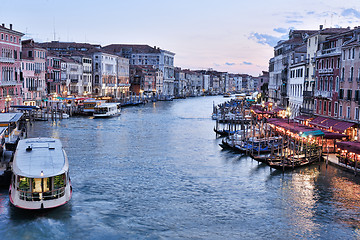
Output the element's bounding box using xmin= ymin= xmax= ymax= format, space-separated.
xmin=94 ymin=107 xmax=109 ymax=114
xmin=16 ymin=173 xmax=67 ymax=201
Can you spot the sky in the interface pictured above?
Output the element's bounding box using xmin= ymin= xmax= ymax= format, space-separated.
xmin=1 ymin=0 xmax=360 ymax=76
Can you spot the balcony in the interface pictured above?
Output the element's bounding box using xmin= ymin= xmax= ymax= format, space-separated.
xmin=320 ymin=47 xmax=341 ymax=56
xmin=300 ymin=107 xmax=313 ymax=114
xmin=315 ymin=90 xmax=332 ymax=98
xmin=35 ymin=69 xmax=41 ymax=74
xmin=71 ymin=79 xmax=78 ymax=83
xmin=28 ymin=87 xmax=37 ymax=91
xmin=0 ymin=80 xmax=18 ymax=86
xmin=303 ymin=91 xmax=314 ymax=98
xmin=0 ymin=57 xmax=15 ymax=63
xmin=318 ymin=68 xmax=333 ymax=74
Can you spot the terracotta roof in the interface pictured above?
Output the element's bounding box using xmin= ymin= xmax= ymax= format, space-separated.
xmin=103 ymin=44 xmax=161 ymax=54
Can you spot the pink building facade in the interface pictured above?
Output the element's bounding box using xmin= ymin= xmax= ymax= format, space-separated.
xmin=0 ymin=24 xmax=24 ymax=111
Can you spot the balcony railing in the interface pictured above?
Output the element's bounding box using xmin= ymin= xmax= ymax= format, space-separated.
xmin=18 ymin=187 xmax=65 ymax=201
xmin=303 ymin=91 xmax=314 ymax=98
xmin=0 ymin=80 xmax=18 ymax=86
xmin=0 ymin=57 xmax=15 ymax=63
xmin=315 ymin=90 xmax=332 ymax=98
xmin=70 ymin=79 xmax=78 ymax=83
xmin=300 ymin=107 xmax=313 ymax=114
xmin=35 ymin=69 xmax=41 ymax=74
xmin=318 ymin=68 xmax=333 ymax=74
xmin=28 ymin=87 xmax=37 ymax=91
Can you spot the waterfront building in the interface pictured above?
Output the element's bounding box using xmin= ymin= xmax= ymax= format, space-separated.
xmin=233 ymin=74 xmax=243 ymax=92
xmin=37 ymin=41 xmax=130 ymax=98
xmin=314 ymin=31 xmax=348 ymax=118
xmin=68 ymin=54 xmax=93 ymax=96
xmin=302 ymin=27 xmax=348 ymax=116
xmin=288 ymin=44 xmax=307 ymax=117
xmin=257 ymin=71 xmax=269 ymax=99
xmin=174 ymin=67 xmax=187 ymax=97
xmin=102 ymin=44 xmax=175 ymax=97
xmin=91 ymin=50 xmax=119 ymax=97
xmin=203 ymin=73 xmax=210 ymax=93
xmin=116 ymin=57 xmax=130 ymax=99
xmin=269 ymin=30 xmax=316 ymax=108
xmin=21 ymin=39 xmax=47 ymax=106
xmin=46 ymin=53 xmax=62 ymax=96
xmin=129 ymin=65 xmax=156 ymax=96
xmin=339 ymin=28 xmax=360 ymax=125
xmin=0 ymin=24 xmax=24 ymax=111
xmin=61 ymin=57 xmax=83 ymax=96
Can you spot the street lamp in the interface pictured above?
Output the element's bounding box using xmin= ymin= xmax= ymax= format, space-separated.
xmin=286 ymin=107 xmax=291 ymax=124
xmin=5 ymin=95 xmax=11 ymax=113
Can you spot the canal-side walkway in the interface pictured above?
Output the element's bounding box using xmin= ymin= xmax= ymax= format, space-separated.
xmin=324 ymin=153 xmax=360 ymax=175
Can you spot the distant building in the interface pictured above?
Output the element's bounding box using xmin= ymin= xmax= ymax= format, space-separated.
xmin=103 ymin=44 xmax=175 ymax=97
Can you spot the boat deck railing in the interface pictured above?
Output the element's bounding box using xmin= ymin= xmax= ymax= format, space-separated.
xmin=18 ymin=187 xmax=65 ymax=201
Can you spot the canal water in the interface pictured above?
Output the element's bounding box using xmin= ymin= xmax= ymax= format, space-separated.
xmin=1 ymin=96 xmax=360 ymax=239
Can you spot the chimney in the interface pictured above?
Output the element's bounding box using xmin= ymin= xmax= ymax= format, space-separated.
xmin=9 ymin=24 xmax=12 ymax=30
xmin=319 ymin=25 xmax=323 ymax=30
xmin=1 ymin=23 xmax=4 ymax=27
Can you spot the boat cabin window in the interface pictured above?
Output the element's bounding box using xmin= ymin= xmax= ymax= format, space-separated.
xmin=94 ymin=107 xmax=109 ymax=114
xmin=16 ymin=173 xmax=67 ymax=201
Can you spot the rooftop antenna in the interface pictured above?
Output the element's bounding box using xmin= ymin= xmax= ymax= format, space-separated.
xmin=331 ymin=13 xmax=333 ymax=28
xmin=53 ymin=17 xmax=56 ymax=41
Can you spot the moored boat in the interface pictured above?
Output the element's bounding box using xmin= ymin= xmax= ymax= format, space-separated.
xmin=93 ymin=103 xmax=121 ymax=118
xmin=9 ymin=138 xmax=72 ymax=210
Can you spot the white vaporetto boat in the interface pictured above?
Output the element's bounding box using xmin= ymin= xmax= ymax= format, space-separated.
xmin=9 ymin=138 xmax=72 ymax=210
xmin=93 ymin=103 xmax=121 ymax=118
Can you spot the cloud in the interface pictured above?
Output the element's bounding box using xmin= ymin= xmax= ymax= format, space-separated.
xmin=342 ymin=8 xmax=360 ymax=19
xmin=213 ymin=63 xmax=221 ymax=67
xmin=249 ymin=32 xmax=281 ymax=47
xmin=225 ymin=62 xmax=235 ymax=66
xmin=242 ymin=61 xmax=252 ymax=65
xmin=286 ymin=19 xmax=303 ymax=24
xmin=273 ymin=28 xmax=287 ymax=34
xmin=307 ymin=11 xmax=315 ymax=15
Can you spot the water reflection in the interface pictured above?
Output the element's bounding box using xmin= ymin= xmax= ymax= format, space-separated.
xmin=1 ymin=96 xmax=360 ymax=239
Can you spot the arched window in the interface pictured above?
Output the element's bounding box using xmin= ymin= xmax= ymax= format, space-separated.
xmin=329 ymin=77 xmax=333 ymax=92
xmin=320 ymin=77 xmax=323 ymax=90
xmin=325 ymin=77 xmax=328 ymax=91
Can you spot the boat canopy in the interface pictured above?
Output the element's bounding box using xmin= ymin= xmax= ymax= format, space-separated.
xmin=0 ymin=113 xmax=23 ymax=124
xmin=12 ymin=138 xmax=68 ymax=178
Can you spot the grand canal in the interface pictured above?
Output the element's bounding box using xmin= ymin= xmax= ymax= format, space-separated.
xmin=1 ymin=96 xmax=360 ymax=239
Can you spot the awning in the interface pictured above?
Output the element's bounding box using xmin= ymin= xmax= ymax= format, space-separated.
xmin=309 ymin=116 xmax=327 ymax=126
xmin=336 ymin=141 xmax=360 ymax=155
xmin=332 ymin=121 xmax=356 ymax=132
xmin=316 ymin=118 xmax=341 ymax=129
xmin=323 ymin=131 xmax=349 ymax=139
xmin=300 ymin=130 xmax=325 ymax=137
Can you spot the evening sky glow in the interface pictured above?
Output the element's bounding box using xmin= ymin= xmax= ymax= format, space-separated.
xmin=1 ymin=0 xmax=360 ymax=75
